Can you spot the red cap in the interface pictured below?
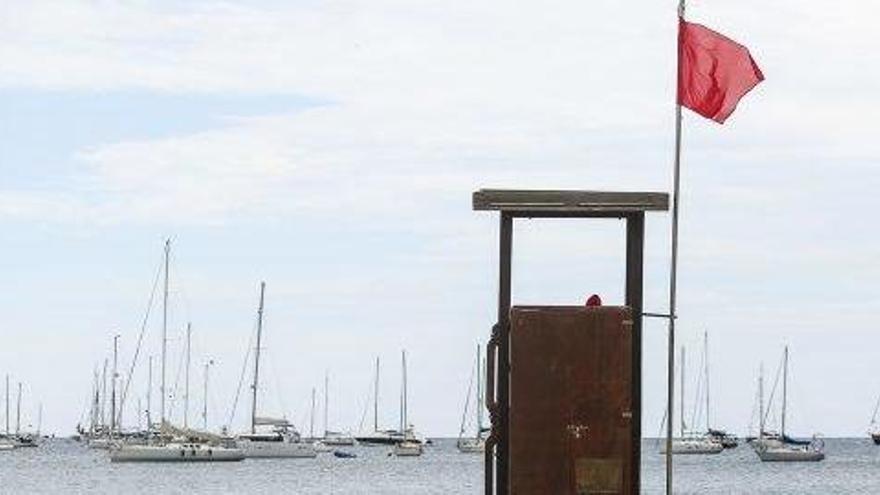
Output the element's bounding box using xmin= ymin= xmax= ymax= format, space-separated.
xmin=586 ymin=294 xmax=602 ymax=307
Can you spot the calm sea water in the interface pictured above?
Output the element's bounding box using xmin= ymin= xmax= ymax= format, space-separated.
xmin=1 ymin=438 xmax=878 ymax=494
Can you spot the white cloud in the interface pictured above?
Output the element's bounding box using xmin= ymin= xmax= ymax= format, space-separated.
xmin=2 ymin=0 xmax=880 ymax=437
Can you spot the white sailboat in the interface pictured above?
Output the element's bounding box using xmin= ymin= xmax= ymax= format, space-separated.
xmin=659 ymin=346 xmax=723 ymax=455
xmin=355 ymin=357 xmax=406 ymax=446
xmin=697 ymin=332 xmax=738 ymax=449
xmin=110 ymin=240 xmax=244 ymax=463
xmin=457 ymin=345 xmax=486 ymax=454
xmin=392 ymin=350 xmax=423 ymax=457
xmin=235 ymin=281 xmax=316 ymax=459
xmin=320 ymin=371 xmax=356 ymax=447
xmin=752 ymin=346 xmax=824 ymax=462
xmin=868 ymin=389 xmax=880 ymax=445
xmin=1 ymin=376 xmax=17 ymax=451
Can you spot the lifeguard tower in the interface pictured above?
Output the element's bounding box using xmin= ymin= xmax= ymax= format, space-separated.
xmin=473 ymin=189 xmax=669 ymax=495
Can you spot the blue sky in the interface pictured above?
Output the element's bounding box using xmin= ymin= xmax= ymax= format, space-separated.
xmin=1 ymin=1 xmax=878 ymax=437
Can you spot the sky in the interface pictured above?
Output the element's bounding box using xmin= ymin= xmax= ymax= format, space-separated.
xmin=0 ymin=1 xmax=878 ymax=438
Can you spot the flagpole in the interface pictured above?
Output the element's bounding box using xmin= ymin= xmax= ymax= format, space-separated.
xmin=666 ymin=0 xmax=685 ymax=494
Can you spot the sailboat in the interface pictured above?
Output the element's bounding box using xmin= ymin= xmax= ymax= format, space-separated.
xmin=868 ymin=391 xmax=880 ymax=444
xmin=392 ymin=350 xmax=423 ymax=457
xmin=320 ymin=371 xmax=356 ymax=447
xmin=234 ymin=281 xmax=316 ymax=459
xmin=457 ymin=345 xmax=486 ymax=454
xmin=697 ymin=332 xmax=738 ymax=449
xmin=659 ymin=346 xmax=723 ymax=455
xmin=355 ymin=357 xmax=406 ymax=446
xmin=110 ymin=240 xmax=244 ymax=463
xmin=0 ymin=377 xmax=15 ymax=450
xmin=752 ymin=346 xmax=824 ymax=462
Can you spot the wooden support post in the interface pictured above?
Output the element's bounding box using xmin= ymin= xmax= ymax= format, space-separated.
xmin=625 ymin=213 xmax=645 ymax=494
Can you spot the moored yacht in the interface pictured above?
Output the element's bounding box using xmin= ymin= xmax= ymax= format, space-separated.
xmin=658 ymin=346 xmax=723 ymax=455
xmin=110 ymin=441 xmax=244 ymax=462
xmin=391 ymin=351 xmax=422 ymax=457
xmin=752 ymin=346 xmax=824 ymax=462
xmin=236 ymin=419 xmax=317 ymax=458
xmin=106 ymin=240 xmax=244 ymax=463
xmin=234 ymin=282 xmax=316 ymax=459
xmin=393 ymin=438 xmax=423 ymax=457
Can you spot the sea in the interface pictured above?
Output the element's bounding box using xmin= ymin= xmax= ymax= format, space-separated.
xmin=1 ymin=438 xmax=879 ymax=494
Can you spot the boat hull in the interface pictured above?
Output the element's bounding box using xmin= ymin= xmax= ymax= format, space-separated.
xmin=109 ymin=444 xmax=245 ymax=463
xmin=323 ymin=437 xmax=356 ymax=446
xmin=237 ymin=440 xmax=317 ymax=458
xmin=659 ymin=438 xmax=724 ymax=455
xmin=456 ymin=438 xmax=485 ymax=454
xmin=757 ymin=448 xmax=824 ymax=462
xmin=872 ymin=433 xmax=880 ymax=445
xmin=392 ymin=442 xmax=423 ymax=457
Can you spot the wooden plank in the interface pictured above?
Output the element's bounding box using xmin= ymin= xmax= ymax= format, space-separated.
xmin=473 ymin=189 xmax=669 ymax=213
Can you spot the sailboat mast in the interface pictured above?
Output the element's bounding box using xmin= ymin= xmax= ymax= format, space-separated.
xmin=680 ymin=346 xmax=685 ymax=437
xmin=184 ymin=322 xmax=191 ymax=429
xmin=101 ymin=359 xmax=107 ymax=429
xmin=324 ymin=370 xmax=329 ymax=437
xmin=477 ymin=344 xmax=483 ymax=438
xmin=91 ymin=369 xmax=99 ymax=434
xmin=374 ymin=356 xmax=379 ymax=432
xmin=111 ymin=335 xmax=119 ymax=434
xmin=250 ymin=281 xmax=266 ymax=434
xmin=704 ymin=331 xmax=710 ymax=431
xmin=15 ymin=382 xmax=21 ymax=435
xmin=146 ymin=355 xmax=152 ymax=431
xmin=160 ymin=239 xmax=170 ymax=425
xmin=310 ymin=387 xmax=315 ymax=439
xmin=781 ymin=346 xmax=788 ymax=438
xmin=5 ymin=374 xmax=8 ymax=435
xmin=758 ymin=364 xmax=764 ymax=437
xmin=37 ymin=402 xmax=42 ymax=436
xmin=400 ymin=350 xmax=407 ymax=433
xmin=202 ymin=360 xmax=212 ymax=431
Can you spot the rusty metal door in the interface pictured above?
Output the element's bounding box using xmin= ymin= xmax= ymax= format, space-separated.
xmin=509 ymin=306 xmax=634 ymax=495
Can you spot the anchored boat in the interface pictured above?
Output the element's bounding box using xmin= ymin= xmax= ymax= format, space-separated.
xmin=659 ymin=345 xmax=723 ymax=455
xmin=110 ymin=441 xmax=244 ymax=463
xmin=234 ymin=282 xmax=316 ymax=459
xmin=391 ymin=351 xmax=423 ymax=457
xmin=456 ymin=344 xmax=486 ymax=454
xmin=752 ymin=346 xmax=824 ymax=462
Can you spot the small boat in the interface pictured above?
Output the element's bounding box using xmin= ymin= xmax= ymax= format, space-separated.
xmin=752 ymin=346 xmax=825 ymax=462
xmin=110 ymin=442 xmax=244 ymax=463
xmin=392 ymin=440 xmax=423 ymax=457
xmin=333 ymin=450 xmax=357 ymax=458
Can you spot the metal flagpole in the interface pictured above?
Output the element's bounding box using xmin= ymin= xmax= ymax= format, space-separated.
xmin=666 ymin=0 xmax=686 ymax=493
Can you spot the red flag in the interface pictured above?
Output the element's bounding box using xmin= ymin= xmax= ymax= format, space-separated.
xmin=678 ymin=19 xmax=764 ymax=124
